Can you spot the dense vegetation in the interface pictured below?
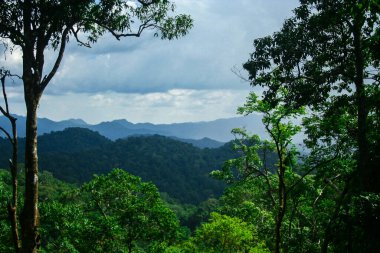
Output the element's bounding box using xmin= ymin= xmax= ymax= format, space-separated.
xmin=1 ymin=169 xmax=183 ymax=252
xmin=0 ymin=128 xmax=246 ymax=204
xmin=1 ymin=0 xmax=379 ymax=252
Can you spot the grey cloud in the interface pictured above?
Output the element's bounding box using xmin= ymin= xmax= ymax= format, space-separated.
xmin=43 ymin=0 xmax=299 ymax=95
xmin=37 ymin=88 xmax=252 ymax=124
xmin=1 ymin=0 xmax=300 ymax=124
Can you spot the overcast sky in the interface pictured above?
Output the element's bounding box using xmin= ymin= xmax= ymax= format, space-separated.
xmin=1 ymin=0 xmax=299 ymax=124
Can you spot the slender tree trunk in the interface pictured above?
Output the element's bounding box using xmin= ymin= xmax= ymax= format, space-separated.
xmin=8 ymin=116 xmax=20 ymax=253
xmin=128 ymin=240 xmax=133 ymax=253
xmin=1 ymin=74 xmax=21 ymax=252
xmin=274 ymin=166 xmax=286 ymax=253
xmin=353 ymin=11 xmax=369 ymax=192
xmin=321 ymin=182 xmax=349 ymax=253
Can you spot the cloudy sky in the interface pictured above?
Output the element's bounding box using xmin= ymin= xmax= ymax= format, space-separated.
xmin=1 ymin=0 xmax=298 ymax=124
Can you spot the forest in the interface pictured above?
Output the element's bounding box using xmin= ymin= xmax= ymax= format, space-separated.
xmin=1 ymin=0 xmax=380 ymax=252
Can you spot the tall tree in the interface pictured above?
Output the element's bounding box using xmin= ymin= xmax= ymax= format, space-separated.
xmin=212 ymin=88 xmax=305 ymax=253
xmin=0 ymin=1 xmax=192 ymax=252
xmin=243 ymin=0 xmax=379 ymax=192
xmin=237 ymin=90 xmax=304 ymax=253
xmin=243 ymin=0 xmax=380 ymax=251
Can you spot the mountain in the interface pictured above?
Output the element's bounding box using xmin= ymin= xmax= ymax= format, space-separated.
xmin=0 ymin=114 xmax=267 ymax=144
xmin=171 ymin=137 xmax=225 ymax=149
xmin=0 ymin=128 xmax=242 ymax=204
xmin=0 ymin=116 xmax=88 ymax=138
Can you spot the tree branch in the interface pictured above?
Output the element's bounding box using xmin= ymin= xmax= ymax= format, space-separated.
xmin=0 ymin=126 xmax=12 ymax=142
xmin=0 ymin=71 xmax=20 ymax=252
xmin=40 ymin=27 xmax=70 ymax=91
xmin=71 ymin=27 xmax=91 ymax=48
xmin=137 ymin=0 xmax=160 ymax=7
xmin=287 ymin=151 xmax=339 ymax=194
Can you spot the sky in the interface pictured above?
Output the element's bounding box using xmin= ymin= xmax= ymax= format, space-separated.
xmin=1 ymin=0 xmax=299 ymax=124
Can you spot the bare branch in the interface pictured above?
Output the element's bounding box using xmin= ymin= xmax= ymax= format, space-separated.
xmin=137 ymin=0 xmax=160 ymax=7
xmin=324 ymin=175 xmax=341 ymax=193
xmin=0 ymin=126 xmax=12 ymax=143
xmin=113 ymin=22 xmax=157 ymax=40
xmin=1 ymin=74 xmax=10 ymax=114
xmin=40 ymin=27 xmax=70 ymax=91
xmin=287 ymin=150 xmax=340 ymax=194
xmin=231 ymin=65 xmax=250 ymax=82
xmin=0 ymin=71 xmax=20 ymax=251
xmin=313 ymin=184 xmax=328 ymax=207
xmin=81 ymin=17 xmax=158 ymax=41
xmin=71 ymin=27 xmax=91 ymax=48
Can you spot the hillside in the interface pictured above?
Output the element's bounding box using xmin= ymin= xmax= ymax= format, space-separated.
xmin=0 ymin=128 xmax=239 ymax=204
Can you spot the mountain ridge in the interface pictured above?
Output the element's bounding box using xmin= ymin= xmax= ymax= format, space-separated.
xmin=0 ymin=114 xmax=267 ymax=144
xmin=0 ymin=128 xmax=241 ymax=204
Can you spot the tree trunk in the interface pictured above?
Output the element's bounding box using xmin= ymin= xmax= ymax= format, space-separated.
xmin=20 ymin=81 xmax=41 ymax=253
xmin=1 ymin=74 xmax=21 ymax=252
xmin=8 ymin=116 xmax=20 ymax=253
xmin=20 ymin=1 xmax=42 ymax=250
xmin=274 ymin=159 xmax=286 ymax=253
xmin=353 ymin=10 xmax=369 ymax=192
xmin=321 ymin=182 xmax=349 ymax=253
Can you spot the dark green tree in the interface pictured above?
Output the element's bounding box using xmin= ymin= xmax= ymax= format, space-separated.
xmin=243 ymin=0 xmax=379 ymax=192
xmin=39 ymin=169 xmax=181 ymax=253
xmin=243 ymin=0 xmax=380 ymax=251
xmin=0 ymin=1 xmax=192 ymax=252
xmin=80 ymin=169 xmax=180 ymax=253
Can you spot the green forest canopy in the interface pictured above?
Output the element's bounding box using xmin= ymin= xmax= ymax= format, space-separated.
xmin=1 ymin=0 xmax=379 ymax=252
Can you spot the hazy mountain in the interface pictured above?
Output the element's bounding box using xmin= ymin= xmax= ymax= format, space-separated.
xmin=0 ymin=114 xmax=267 ymax=144
xmin=170 ymin=137 xmax=225 ymax=149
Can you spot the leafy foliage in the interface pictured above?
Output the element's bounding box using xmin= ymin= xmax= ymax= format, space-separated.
xmin=0 ymin=170 xmax=13 ymax=253
xmin=1 ymin=168 xmax=184 ymax=252
xmin=187 ymin=212 xmax=269 ymax=253
xmin=241 ymin=0 xmax=380 ymax=251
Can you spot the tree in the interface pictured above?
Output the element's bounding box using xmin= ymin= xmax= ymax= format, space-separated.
xmin=0 ymin=1 xmax=192 ymax=252
xmin=243 ymin=1 xmax=380 ymax=251
xmin=0 ymin=69 xmax=20 ymax=252
xmin=239 ymin=90 xmax=304 ymax=253
xmin=80 ymin=169 xmax=180 ymax=253
xmin=212 ymin=88 xmax=305 ymax=253
xmin=243 ymin=0 xmax=379 ymax=192
xmin=39 ymin=169 xmax=181 ymax=252
xmin=188 ymin=212 xmax=269 ymax=253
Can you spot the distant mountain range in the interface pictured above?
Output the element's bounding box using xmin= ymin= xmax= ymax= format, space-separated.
xmin=0 ymin=114 xmax=268 ymax=146
xmin=0 ymin=128 xmax=248 ymax=204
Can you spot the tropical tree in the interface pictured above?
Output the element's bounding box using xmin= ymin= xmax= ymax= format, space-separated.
xmin=237 ymin=89 xmax=305 ymax=253
xmin=0 ymin=1 xmax=192 ymax=252
xmin=243 ymin=0 xmax=379 ymax=192
xmin=81 ymin=169 xmax=180 ymax=253
xmin=39 ymin=169 xmax=181 ymax=253
xmin=186 ymin=212 xmax=269 ymax=253
xmin=243 ymin=0 xmax=380 ymax=251
xmin=212 ymin=88 xmax=305 ymax=253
